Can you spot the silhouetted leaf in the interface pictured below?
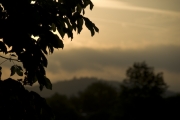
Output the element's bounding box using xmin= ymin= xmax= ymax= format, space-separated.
xmin=39 ymin=64 xmax=46 ymax=76
xmin=93 ymin=23 xmax=99 ymax=32
xmin=48 ymin=44 xmax=54 ymax=54
xmin=44 ymin=76 xmax=52 ymax=90
xmin=36 ymin=71 xmax=45 ymax=91
xmin=67 ymin=30 xmax=73 ymax=39
xmin=83 ymin=17 xmax=95 ymax=36
xmin=10 ymin=65 xmax=16 ymax=76
xmin=52 ymin=23 xmax=56 ymax=32
xmin=41 ymin=47 xmax=48 ymax=55
xmin=76 ymin=4 xmax=82 ymax=13
xmin=31 ymin=75 xmax=38 ymax=84
xmin=57 ymin=27 xmax=65 ymax=39
xmin=71 ymin=21 xmax=77 ymax=31
xmin=77 ymin=18 xmax=83 ymax=34
xmin=50 ymin=34 xmax=64 ymax=49
xmin=10 ymin=54 xmax=17 ymax=57
xmin=83 ymin=0 xmax=90 ymax=8
xmin=41 ymin=52 xmax=48 ymax=67
xmin=83 ymin=9 xmax=85 ymax=15
xmin=0 ymin=41 xmax=7 ymax=53
xmin=39 ymin=84 xmax=44 ymax=91
xmin=37 ymin=38 xmax=48 ymax=55
xmin=64 ymin=17 xmax=73 ymax=31
xmin=89 ymin=1 xmax=94 ymax=10
xmin=16 ymin=66 xmax=23 ymax=76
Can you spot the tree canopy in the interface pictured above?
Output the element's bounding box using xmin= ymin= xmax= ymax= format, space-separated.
xmin=0 ymin=0 xmax=99 ymax=90
xmin=120 ymin=62 xmax=168 ymax=98
xmin=78 ymin=82 xmax=118 ymax=113
xmin=117 ymin=62 xmax=168 ymax=120
xmin=0 ymin=78 xmax=55 ymax=120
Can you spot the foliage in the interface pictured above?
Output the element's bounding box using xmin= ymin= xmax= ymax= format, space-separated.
xmin=0 ymin=0 xmax=98 ymax=119
xmin=78 ymin=82 xmax=118 ymax=113
xmin=47 ymin=82 xmax=117 ymax=120
xmin=117 ymin=62 xmax=168 ymax=120
xmin=163 ymin=94 xmax=180 ymax=119
xmin=47 ymin=93 xmax=81 ymax=120
xmin=120 ymin=62 xmax=168 ymax=98
xmin=46 ymin=68 xmax=174 ymax=120
xmin=0 ymin=0 xmax=99 ymax=90
xmin=70 ymin=81 xmax=118 ymax=120
xmin=0 ymin=78 xmax=55 ymax=120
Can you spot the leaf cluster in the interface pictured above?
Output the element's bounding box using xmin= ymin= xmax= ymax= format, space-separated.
xmin=121 ymin=62 xmax=168 ymax=98
xmin=0 ymin=78 xmax=55 ymax=120
xmin=0 ymin=0 xmax=98 ymax=89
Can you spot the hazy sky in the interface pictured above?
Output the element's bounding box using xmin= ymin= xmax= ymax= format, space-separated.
xmin=1 ymin=0 xmax=180 ymax=92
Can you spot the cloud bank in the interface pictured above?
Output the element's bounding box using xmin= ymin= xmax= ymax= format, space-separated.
xmin=45 ymin=45 xmax=180 ymax=91
xmin=0 ymin=45 xmax=179 ymax=91
xmin=48 ymin=45 xmax=180 ymax=73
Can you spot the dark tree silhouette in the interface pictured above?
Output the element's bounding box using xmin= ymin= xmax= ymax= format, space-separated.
xmin=117 ymin=62 xmax=168 ymax=120
xmin=77 ymin=81 xmax=118 ymax=120
xmin=0 ymin=0 xmax=98 ymax=89
xmin=121 ymin=62 xmax=167 ymax=98
xmin=0 ymin=0 xmax=98 ymax=119
xmin=163 ymin=94 xmax=180 ymax=119
xmin=47 ymin=93 xmax=81 ymax=120
xmin=0 ymin=78 xmax=55 ymax=120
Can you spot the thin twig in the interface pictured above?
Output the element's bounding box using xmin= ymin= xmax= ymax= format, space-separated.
xmin=12 ymin=60 xmax=15 ymax=65
xmin=0 ymin=59 xmax=8 ymax=65
xmin=0 ymin=55 xmax=20 ymax=62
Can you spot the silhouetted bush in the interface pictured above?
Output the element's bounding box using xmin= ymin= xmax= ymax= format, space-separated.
xmin=45 ymin=62 xmax=179 ymax=120
xmin=47 ymin=93 xmax=81 ymax=120
xmin=0 ymin=78 xmax=55 ymax=120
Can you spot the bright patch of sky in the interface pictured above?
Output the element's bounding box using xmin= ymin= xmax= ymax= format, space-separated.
xmin=55 ymin=0 xmax=180 ymax=92
xmin=62 ymin=0 xmax=180 ymax=50
xmin=92 ymin=0 xmax=180 ymax=14
xmin=43 ymin=0 xmax=180 ymax=91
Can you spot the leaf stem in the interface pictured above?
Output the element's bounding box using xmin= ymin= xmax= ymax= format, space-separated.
xmin=0 ymin=55 xmax=20 ymax=62
xmin=0 ymin=59 xmax=8 ymax=65
xmin=12 ymin=60 xmax=15 ymax=66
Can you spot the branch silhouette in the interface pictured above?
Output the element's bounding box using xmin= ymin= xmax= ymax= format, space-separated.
xmin=0 ymin=55 xmax=20 ymax=62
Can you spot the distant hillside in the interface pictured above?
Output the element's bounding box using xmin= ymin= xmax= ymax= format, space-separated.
xmin=26 ymin=77 xmax=121 ymax=98
xmin=26 ymin=77 xmax=177 ymax=98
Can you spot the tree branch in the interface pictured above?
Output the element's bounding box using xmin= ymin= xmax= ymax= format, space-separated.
xmin=0 ymin=55 xmax=20 ymax=62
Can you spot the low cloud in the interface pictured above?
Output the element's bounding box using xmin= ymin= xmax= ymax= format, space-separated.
xmin=0 ymin=45 xmax=179 ymax=91
xmin=46 ymin=45 xmax=180 ymax=91
xmin=47 ymin=45 xmax=180 ymax=74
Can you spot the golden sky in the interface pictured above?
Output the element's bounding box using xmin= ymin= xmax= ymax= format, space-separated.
xmin=62 ymin=0 xmax=180 ymax=50
xmin=44 ymin=0 xmax=180 ymax=92
xmin=1 ymin=0 xmax=180 ymax=92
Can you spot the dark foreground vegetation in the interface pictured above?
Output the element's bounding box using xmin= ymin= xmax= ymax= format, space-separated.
xmin=1 ymin=0 xmax=177 ymax=120
xmin=1 ymin=62 xmax=179 ymax=120
xmin=46 ymin=62 xmax=180 ymax=120
xmin=0 ymin=0 xmax=98 ymax=119
xmin=47 ymin=85 xmax=180 ymax=120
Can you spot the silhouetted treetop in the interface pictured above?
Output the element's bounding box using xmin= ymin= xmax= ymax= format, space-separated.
xmin=121 ymin=62 xmax=168 ymax=98
xmin=79 ymin=82 xmax=118 ymax=113
xmin=0 ymin=0 xmax=98 ymax=90
xmin=117 ymin=62 xmax=168 ymax=120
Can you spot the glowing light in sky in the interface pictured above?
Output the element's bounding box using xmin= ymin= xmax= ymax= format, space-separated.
xmin=91 ymin=0 xmax=180 ymax=17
